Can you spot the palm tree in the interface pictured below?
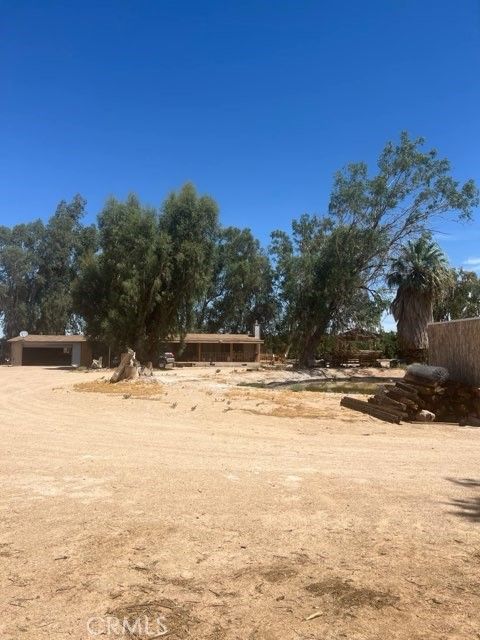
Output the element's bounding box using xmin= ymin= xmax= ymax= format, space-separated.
xmin=387 ymin=234 xmax=451 ymax=359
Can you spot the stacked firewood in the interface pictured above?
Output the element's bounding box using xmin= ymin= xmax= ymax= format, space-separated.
xmin=433 ymin=381 xmax=480 ymax=424
xmin=341 ymin=364 xmax=480 ymax=425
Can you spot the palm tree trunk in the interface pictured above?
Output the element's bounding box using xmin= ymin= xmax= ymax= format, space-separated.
xmin=393 ymin=290 xmax=432 ymax=360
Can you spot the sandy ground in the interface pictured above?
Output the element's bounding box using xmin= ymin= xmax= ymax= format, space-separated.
xmin=1 ymin=365 xmax=479 ymax=639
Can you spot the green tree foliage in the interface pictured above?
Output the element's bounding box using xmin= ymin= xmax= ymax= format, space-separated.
xmin=272 ymin=133 xmax=478 ymax=366
xmin=271 ymin=220 xmax=387 ymax=361
xmin=0 ymin=195 xmax=93 ymax=338
xmin=434 ymin=268 xmax=480 ymax=321
xmin=36 ymin=195 xmax=97 ymax=334
xmin=1 ymin=134 xmax=478 ymax=366
xmin=74 ymin=184 xmax=219 ymax=358
xmin=0 ymin=221 xmax=45 ymax=337
xmin=387 ymin=234 xmax=451 ymax=356
xmin=377 ymin=331 xmax=399 ymax=359
xmin=73 ymin=194 xmax=169 ymax=354
xmin=155 ymin=183 xmax=219 ymax=342
xmin=196 ymin=226 xmax=276 ymax=334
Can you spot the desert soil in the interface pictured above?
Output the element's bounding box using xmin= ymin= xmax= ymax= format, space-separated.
xmin=0 ymin=365 xmax=479 ymax=639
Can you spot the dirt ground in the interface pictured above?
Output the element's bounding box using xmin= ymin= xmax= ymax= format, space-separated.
xmin=1 ymin=365 xmax=479 ymax=639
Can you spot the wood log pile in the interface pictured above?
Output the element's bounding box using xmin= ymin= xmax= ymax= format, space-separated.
xmin=341 ymin=364 xmax=480 ymax=425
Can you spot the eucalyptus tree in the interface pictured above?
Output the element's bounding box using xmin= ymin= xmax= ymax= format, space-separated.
xmin=0 ymin=195 xmax=94 ymax=338
xmin=434 ymin=268 xmax=480 ymax=321
xmin=272 ymin=132 xmax=479 ymax=366
xmin=35 ymin=195 xmax=96 ymax=334
xmin=153 ymin=182 xmax=219 ymax=346
xmin=74 ymin=193 xmax=168 ymax=354
xmin=74 ymin=184 xmax=219 ymax=359
xmin=0 ymin=220 xmax=45 ymax=337
xmin=196 ymin=226 xmax=276 ymax=334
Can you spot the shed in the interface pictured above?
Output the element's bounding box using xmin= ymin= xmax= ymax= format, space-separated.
xmin=7 ymin=335 xmax=92 ymax=367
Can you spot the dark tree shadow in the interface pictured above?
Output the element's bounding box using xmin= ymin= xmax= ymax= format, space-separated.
xmin=446 ymin=477 xmax=480 ymax=522
xmin=449 ymin=497 xmax=480 ymax=522
xmin=446 ymin=477 xmax=480 ymax=488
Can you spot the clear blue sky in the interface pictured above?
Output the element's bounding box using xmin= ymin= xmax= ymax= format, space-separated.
xmin=1 ymin=0 xmax=479 ymax=282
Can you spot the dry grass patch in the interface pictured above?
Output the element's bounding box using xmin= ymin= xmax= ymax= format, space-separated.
xmin=240 ymin=404 xmax=338 ymax=419
xmin=227 ymin=387 xmax=298 ymax=402
xmin=74 ymin=379 xmax=164 ymax=398
xmin=305 ymin=577 xmax=399 ymax=610
xmin=226 ymin=386 xmax=338 ymax=419
xmin=294 ymin=381 xmax=378 ymax=394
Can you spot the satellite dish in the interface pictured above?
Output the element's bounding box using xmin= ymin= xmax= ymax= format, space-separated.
xmin=19 ymin=331 xmax=28 ymax=338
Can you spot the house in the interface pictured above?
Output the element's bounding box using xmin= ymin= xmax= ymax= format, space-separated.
xmin=6 ymin=324 xmax=263 ymax=367
xmin=7 ymin=334 xmax=92 ymax=367
xmin=165 ymin=330 xmax=263 ymax=363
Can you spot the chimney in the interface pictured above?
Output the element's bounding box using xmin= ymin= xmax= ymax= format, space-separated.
xmin=253 ymin=321 xmax=261 ymax=340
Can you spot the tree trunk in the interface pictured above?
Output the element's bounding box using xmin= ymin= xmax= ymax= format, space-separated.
xmin=297 ymin=311 xmax=332 ymax=368
xmin=298 ymin=331 xmax=321 ymax=368
xmin=393 ymin=291 xmax=432 ymax=361
xmin=123 ymin=364 xmax=139 ymax=380
xmin=110 ymin=349 xmax=135 ymax=383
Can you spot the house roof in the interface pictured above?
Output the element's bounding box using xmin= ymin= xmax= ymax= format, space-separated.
xmin=7 ymin=332 xmax=263 ymax=345
xmin=168 ymin=333 xmax=263 ymax=344
xmin=7 ymin=334 xmax=87 ymax=343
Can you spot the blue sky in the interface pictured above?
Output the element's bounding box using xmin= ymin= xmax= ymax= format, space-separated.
xmin=1 ymin=0 xmax=479 ymax=308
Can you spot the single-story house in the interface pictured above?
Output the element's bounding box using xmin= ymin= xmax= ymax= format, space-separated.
xmin=7 ymin=334 xmax=92 ymax=367
xmin=7 ymin=326 xmax=263 ymax=366
xmin=165 ymin=332 xmax=263 ymax=363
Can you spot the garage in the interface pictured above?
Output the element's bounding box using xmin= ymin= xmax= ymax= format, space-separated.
xmin=7 ymin=335 xmax=92 ymax=367
xmin=22 ymin=346 xmax=73 ymax=366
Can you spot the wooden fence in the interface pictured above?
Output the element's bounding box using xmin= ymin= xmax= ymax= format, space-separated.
xmin=428 ymin=318 xmax=480 ymax=385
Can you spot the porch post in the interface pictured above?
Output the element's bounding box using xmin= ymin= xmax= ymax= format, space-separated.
xmin=229 ymin=343 xmax=233 ymax=362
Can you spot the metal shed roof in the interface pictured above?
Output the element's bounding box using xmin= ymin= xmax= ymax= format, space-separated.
xmin=7 ymin=334 xmax=87 ymax=343
xmin=168 ymin=333 xmax=263 ymax=344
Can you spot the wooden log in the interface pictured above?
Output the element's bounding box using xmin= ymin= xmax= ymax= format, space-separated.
xmin=451 ymin=389 xmax=474 ymax=400
xmin=404 ymin=373 xmax=441 ymax=389
xmin=385 ymin=389 xmax=418 ymax=408
xmin=372 ymin=391 xmax=407 ymax=411
xmin=380 ymin=384 xmax=420 ymax=403
xmin=405 ymin=383 xmax=443 ymax=398
xmin=368 ymin=398 xmax=409 ymax=419
xmin=389 ymin=397 xmax=418 ymax=411
xmin=395 ymin=380 xmax=421 ymax=395
xmin=340 ymin=396 xmax=401 ymax=424
xmin=391 ymin=383 xmax=420 ymax=402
